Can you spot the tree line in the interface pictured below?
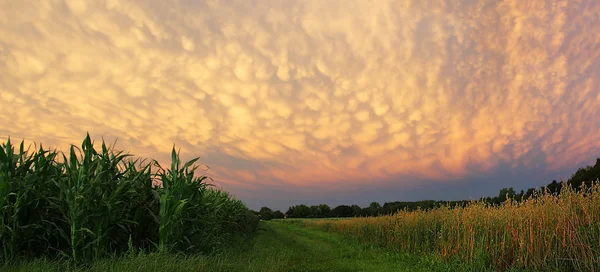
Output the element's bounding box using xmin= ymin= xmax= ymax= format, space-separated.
xmin=256 ymin=158 xmax=600 ymax=220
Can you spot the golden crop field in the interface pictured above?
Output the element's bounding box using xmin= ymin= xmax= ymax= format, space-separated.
xmin=301 ymin=184 xmax=600 ymax=271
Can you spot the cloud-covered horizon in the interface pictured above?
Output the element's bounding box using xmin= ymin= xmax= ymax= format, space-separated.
xmin=1 ymin=0 xmax=599 ymax=210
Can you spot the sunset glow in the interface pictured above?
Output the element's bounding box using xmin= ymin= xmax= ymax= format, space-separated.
xmin=1 ymin=0 xmax=599 ymax=210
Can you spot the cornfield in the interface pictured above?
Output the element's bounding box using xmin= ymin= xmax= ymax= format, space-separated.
xmin=301 ymin=183 xmax=600 ymax=271
xmin=0 ymin=134 xmax=258 ymax=263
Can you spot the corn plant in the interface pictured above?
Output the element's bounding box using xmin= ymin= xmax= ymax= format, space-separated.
xmin=0 ymin=138 xmax=23 ymax=260
xmin=1 ymin=140 xmax=58 ymax=260
xmin=55 ymin=135 xmax=143 ymax=261
xmin=156 ymin=147 xmax=210 ymax=254
xmin=0 ymin=134 xmax=258 ymax=264
xmin=192 ymin=189 xmax=259 ymax=252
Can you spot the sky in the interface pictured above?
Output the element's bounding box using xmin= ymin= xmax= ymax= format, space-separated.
xmin=1 ymin=0 xmax=599 ymax=211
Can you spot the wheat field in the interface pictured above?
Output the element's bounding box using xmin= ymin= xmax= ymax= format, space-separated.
xmin=301 ymin=183 xmax=600 ymax=271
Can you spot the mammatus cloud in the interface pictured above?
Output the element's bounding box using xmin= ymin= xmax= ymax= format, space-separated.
xmin=1 ymin=0 xmax=599 ymax=205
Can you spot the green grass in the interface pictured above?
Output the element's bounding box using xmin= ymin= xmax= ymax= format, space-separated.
xmin=1 ymin=221 xmax=485 ymax=272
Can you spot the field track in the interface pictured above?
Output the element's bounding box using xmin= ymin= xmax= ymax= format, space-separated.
xmin=2 ymin=221 xmax=472 ymax=272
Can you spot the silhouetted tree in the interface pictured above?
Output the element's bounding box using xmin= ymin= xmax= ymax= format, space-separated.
xmin=259 ymin=207 xmax=274 ymax=220
xmin=567 ymin=158 xmax=600 ymax=190
xmin=524 ymin=188 xmax=536 ymax=200
xmin=286 ymin=204 xmax=311 ymax=218
xmin=515 ymin=190 xmax=525 ymax=202
xmin=366 ymin=202 xmax=382 ymax=216
xmin=497 ymin=187 xmax=516 ymax=204
xmin=547 ymin=180 xmax=562 ymax=195
xmin=272 ymin=210 xmax=285 ymax=219
xmin=317 ymin=204 xmax=331 ymax=218
xmin=331 ymin=205 xmax=353 ymax=217
xmin=279 ymin=158 xmax=600 ymax=218
xmin=351 ymin=205 xmax=362 ymax=217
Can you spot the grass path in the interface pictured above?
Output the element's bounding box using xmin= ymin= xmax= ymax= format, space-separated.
xmin=2 ymin=221 xmax=476 ymax=272
xmin=210 ymin=221 xmax=471 ymax=272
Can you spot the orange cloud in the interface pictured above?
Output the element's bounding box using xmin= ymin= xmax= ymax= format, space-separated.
xmin=1 ymin=0 xmax=599 ymax=199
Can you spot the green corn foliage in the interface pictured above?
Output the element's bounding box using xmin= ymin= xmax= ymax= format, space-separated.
xmin=0 ymin=134 xmax=258 ymax=264
xmin=2 ymin=138 xmax=80 ymax=261
xmin=157 ymin=147 xmax=209 ymax=254
xmin=0 ymin=139 xmax=64 ymax=260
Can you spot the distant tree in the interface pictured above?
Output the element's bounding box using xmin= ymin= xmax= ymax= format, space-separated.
xmin=296 ymin=205 xmax=311 ymax=218
xmin=331 ymin=205 xmax=353 ymax=217
xmin=272 ymin=210 xmax=285 ymax=219
xmin=278 ymin=158 xmax=600 ymax=219
xmin=351 ymin=205 xmax=362 ymax=217
xmin=309 ymin=205 xmax=319 ymax=218
xmin=309 ymin=205 xmax=332 ymax=218
xmin=367 ymin=202 xmax=382 ymax=216
xmin=515 ymin=190 xmax=524 ymax=202
xmin=524 ymin=188 xmax=536 ymax=200
xmin=317 ymin=204 xmax=331 ymax=218
xmin=497 ymin=187 xmax=516 ymax=204
xmin=547 ymin=180 xmax=562 ymax=195
xmin=259 ymin=207 xmax=274 ymax=220
xmin=567 ymin=158 xmax=600 ymax=190
xmin=412 ymin=200 xmax=437 ymax=211
xmin=361 ymin=207 xmax=369 ymax=216
xmin=287 ymin=204 xmax=311 ymax=218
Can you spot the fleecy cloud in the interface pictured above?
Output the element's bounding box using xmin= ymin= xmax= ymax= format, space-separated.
xmin=1 ymin=0 xmax=599 ymax=207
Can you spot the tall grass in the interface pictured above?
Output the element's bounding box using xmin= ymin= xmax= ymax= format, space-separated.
xmin=300 ymin=183 xmax=600 ymax=271
xmin=0 ymin=134 xmax=258 ymax=264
